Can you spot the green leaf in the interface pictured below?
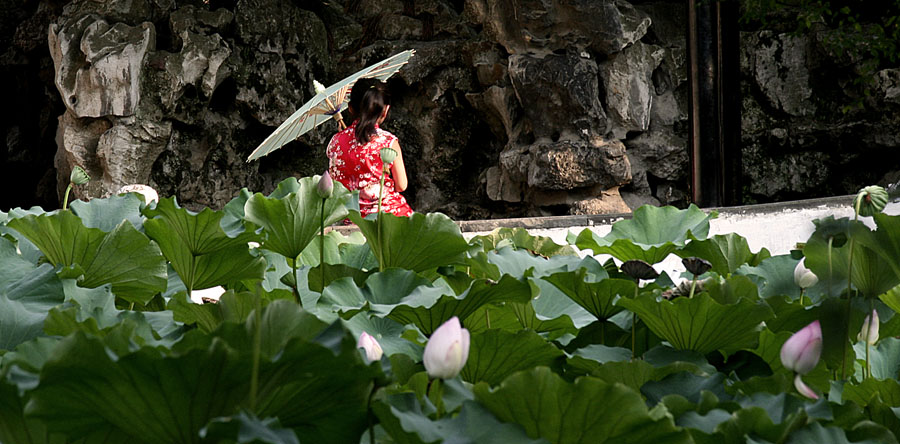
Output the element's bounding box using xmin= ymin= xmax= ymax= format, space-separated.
xmin=474 ymin=367 xmax=691 ymax=444
xmin=853 ymin=213 xmax=900 ymax=289
xmin=349 ymin=211 xmax=469 ymax=272
xmin=7 ymin=211 xmax=166 ymax=304
xmin=617 ymin=292 xmax=774 ymax=355
xmin=342 ymin=313 xmax=423 ymax=360
xmin=143 ymin=197 xmax=265 ymax=292
xmin=70 ymin=193 xmax=146 ymax=233
xmin=461 ymin=329 xmax=564 ymax=386
xmin=787 ymin=422 xmax=879 ymax=444
xmin=372 ymin=394 xmax=548 ymax=444
xmin=0 ymin=258 xmax=64 ymax=350
xmin=570 ymin=204 xmax=714 ymax=264
xmin=25 ymin=333 xmax=251 ymax=443
xmin=543 ymin=269 xmax=633 ymax=321
xmin=471 ymin=227 xmax=577 ymax=257
xmin=678 ymin=233 xmax=769 ymax=276
xmin=853 ymin=337 xmax=900 ymax=380
xmin=737 ymin=255 xmax=803 ymax=300
xmin=243 ymin=176 xmax=352 ymax=261
xmin=201 ymin=411 xmax=299 ymax=444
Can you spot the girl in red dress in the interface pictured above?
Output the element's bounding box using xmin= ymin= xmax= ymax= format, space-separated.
xmin=326 ymin=79 xmax=413 ymax=218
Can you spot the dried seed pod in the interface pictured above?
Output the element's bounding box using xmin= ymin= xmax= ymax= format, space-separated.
xmin=682 ymin=257 xmax=712 ymax=276
xmin=621 ymin=260 xmax=659 ymax=281
xmin=854 ymin=185 xmax=889 ymax=217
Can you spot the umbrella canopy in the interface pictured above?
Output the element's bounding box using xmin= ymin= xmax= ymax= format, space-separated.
xmin=246 ymin=49 xmax=415 ymax=162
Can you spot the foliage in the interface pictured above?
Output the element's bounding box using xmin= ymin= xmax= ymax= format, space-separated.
xmin=0 ymin=178 xmax=899 ymax=442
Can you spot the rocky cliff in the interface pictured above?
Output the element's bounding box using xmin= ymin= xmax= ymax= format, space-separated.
xmin=1 ymin=0 xmax=898 ymax=217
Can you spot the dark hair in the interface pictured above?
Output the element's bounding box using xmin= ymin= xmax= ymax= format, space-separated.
xmin=349 ymin=78 xmax=390 ymax=145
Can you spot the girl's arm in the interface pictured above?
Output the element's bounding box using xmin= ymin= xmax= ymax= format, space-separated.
xmin=390 ymin=139 xmax=408 ymax=192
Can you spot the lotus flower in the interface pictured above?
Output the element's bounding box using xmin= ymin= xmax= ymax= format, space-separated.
xmin=858 ymin=309 xmax=880 ymax=345
xmin=423 ymin=317 xmax=470 ymax=379
xmin=793 ymin=258 xmax=818 ymax=289
xmin=317 ymin=171 xmax=333 ymax=198
xmin=780 ymin=320 xmax=822 ymax=375
xmin=117 ymin=184 xmax=159 ymax=204
xmin=357 ymin=332 xmax=383 ymax=362
xmin=793 ymin=374 xmax=819 ymax=400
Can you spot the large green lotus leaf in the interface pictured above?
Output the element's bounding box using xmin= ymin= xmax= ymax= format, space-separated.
xmin=461 ymin=329 xmax=564 ymax=386
xmin=786 ymin=423 xmax=881 ymax=444
xmin=7 ymin=212 xmax=166 ymax=304
xmin=321 ymin=269 xmax=440 ymax=318
xmin=306 ymin=263 xmax=372 ymax=293
xmin=544 ymin=269 xmax=633 ymax=320
xmin=568 ymin=347 xmax=707 ymax=393
xmin=343 ymin=313 xmax=423 ymax=360
xmin=509 ymin=300 xmax=579 ymax=339
xmin=0 ymin=338 xmax=64 ymax=444
xmin=348 ymin=211 xmax=469 ymax=272
xmin=463 ymin=303 xmax=530 ymax=333
xmin=253 ymin=332 xmax=379 ymax=443
xmin=737 ymin=255 xmax=804 ymax=300
xmin=24 ymin=333 xmax=250 ymax=443
xmin=569 ymin=204 xmax=714 ymax=264
xmin=678 ymin=233 xmax=770 ymax=276
xmin=220 ymin=188 xmax=253 ymax=235
xmin=853 ymin=337 xmax=900 ymax=380
xmin=143 ymin=197 xmax=265 ymax=291
xmin=530 ymin=278 xmax=596 ymax=329
xmin=704 ymin=275 xmax=761 ymax=305
xmin=298 ymin=231 xmax=343 ymax=267
xmin=0 ymin=206 xmax=49 ymax=264
xmin=470 ymin=227 xmax=577 ymax=257
xmin=617 ymin=292 xmax=774 ymax=355
xmin=201 ymin=411 xmax=299 ymax=444
xmin=244 ymin=176 xmax=352 ymax=261
xmin=373 ymin=393 xmax=548 ymax=444
xmin=486 ymin=246 xmax=590 ymax=279
xmin=388 ymin=274 xmax=533 ymax=335
xmin=852 ymin=213 xmax=900 ymax=288
xmin=70 ymin=193 xmax=145 ymax=232
xmin=474 ymin=367 xmax=691 ymax=444
xmin=0 ymin=241 xmax=64 ymax=350
xmin=803 ymin=218 xmax=900 ymax=298
xmin=167 ymin=290 xmax=259 ymax=334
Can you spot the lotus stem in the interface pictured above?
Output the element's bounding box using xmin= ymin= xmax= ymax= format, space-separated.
xmin=320 ymin=197 xmax=326 ymax=291
xmin=688 ymin=276 xmax=697 ymax=299
xmin=376 ymin=169 xmax=386 ymax=271
xmin=291 ymin=258 xmax=300 ymax=304
xmin=62 ymin=184 xmax=73 ymax=210
xmin=842 ymin=199 xmax=863 ymax=379
xmin=632 ymin=284 xmax=639 ymax=359
xmin=250 ymin=284 xmax=262 ymax=411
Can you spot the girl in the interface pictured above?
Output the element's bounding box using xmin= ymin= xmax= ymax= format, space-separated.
xmin=326 ymin=78 xmax=412 ymax=217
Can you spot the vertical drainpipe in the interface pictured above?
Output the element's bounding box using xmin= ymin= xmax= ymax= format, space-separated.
xmin=686 ymin=0 xmax=741 ymax=207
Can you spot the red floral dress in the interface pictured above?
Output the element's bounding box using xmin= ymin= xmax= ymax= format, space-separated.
xmin=326 ymin=120 xmax=413 ymax=218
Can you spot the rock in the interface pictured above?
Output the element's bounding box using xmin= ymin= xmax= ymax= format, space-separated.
xmin=744 ymin=31 xmax=816 ymax=117
xmin=624 ymin=125 xmax=688 ymax=182
xmin=465 ymin=85 xmax=522 ymax=142
xmin=570 ymin=187 xmax=631 ymax=215
xmin=54 ymin=111 xmax=112 ymax=201
xmin=485 ymin=166 xmax=522 ymax=202
xmin=509 ymin=53 xmax=608 ymax=142
xmin=48 ymin=16 xmax=155 ymax=118
xmin=378 ymin=14 xmax=424 ymax=40
xmin=743 ymin=144 xmax=830 ymax=198
xmin=499 ymin=139 xmax=631 ymax=191
xmin=160 ymin=30 xmax=232 ymax=113
xmin=599 ymin=41 xmax=665 ymax=139
xmin=877 ymin=68 xmax=900 ymax=104
xmin=467 ymin=0 xmax=650 ymax=56
xmin=96 ymin=117 xmax=172 ymax=193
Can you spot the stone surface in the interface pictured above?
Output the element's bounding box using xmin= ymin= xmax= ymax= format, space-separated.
xmin=599 ymin=41 xmax=665 ymax=139
xmin=744 ymin=32 xmax=817 ymax=117
xmin=570 ymin=187 xmax=631 ymax=215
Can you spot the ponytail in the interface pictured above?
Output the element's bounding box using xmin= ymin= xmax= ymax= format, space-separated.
xmin=349 ymin=79 xmax=390 ymax=145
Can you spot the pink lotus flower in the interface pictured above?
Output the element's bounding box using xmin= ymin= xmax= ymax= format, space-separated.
xmin=780 ymin=320 xmax=822 ymax=375
xmin=317 ymin=171 xmax=334 ymax=198
xmin=357 ymin=332 xmax=383 ymax=362
xmin=423 ymin=317 xmax=470 ymax=379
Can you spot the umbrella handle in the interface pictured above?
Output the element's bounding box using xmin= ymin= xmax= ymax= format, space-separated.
xmin=333 ymin=111 xmax=346 ymax=130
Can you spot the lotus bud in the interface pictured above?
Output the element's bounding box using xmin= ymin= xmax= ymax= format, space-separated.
xmin=357 ymin=332 xmax=384 ymax=362
xmin=854 ymin=185 xmax=889 ymax=217
xmin=780 ymin=320 xmax=822 ymax=375
xmin=621 ymin=260 xmax=659 ymax=281
xmin=380 ymin=147 xmax=398 ymax=165
xmin=793 ymin=374 xmax=819 ymax=400
xmin=682 ymin=257 xmax=712 ymax=276
xmin=317 ymin=171 xmax=333 ymax=198
xmin=858 ymin=309 xmax=880 ymax=345
xmin=793 ymin=258 xmax=818 ymax=289
xmin=313 ymin=79 xmax=326 ymax=95
xmin=69 ymin=166 xmax=90 ymax=185
xmin=423 ymin=317 xmax=470 ymax=379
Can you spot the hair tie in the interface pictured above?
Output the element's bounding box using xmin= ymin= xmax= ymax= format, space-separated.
xmin=369 ymin=85 xmax=376 ymax=89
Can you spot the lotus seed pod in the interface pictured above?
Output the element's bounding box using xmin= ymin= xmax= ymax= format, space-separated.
xmin=854 ymin=185 xmax=889 ymax=217
xmin=380 ymin=147 xmax=398 ymax=164
xmin=682 ymin=257 xmax=712 ymax=276
xmin=621 ymin=260 xmax=659 ymax=281
xmin=69 ymin=166 xmax=90 ymax=185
